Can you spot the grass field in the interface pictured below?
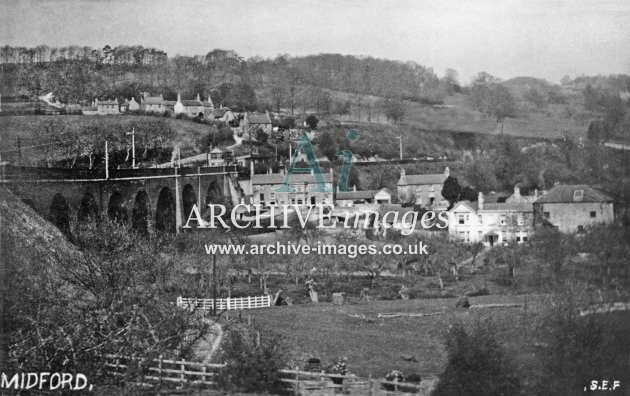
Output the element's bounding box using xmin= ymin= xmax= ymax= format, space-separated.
xmin=246 ymin=294 xmax=546 ymax=378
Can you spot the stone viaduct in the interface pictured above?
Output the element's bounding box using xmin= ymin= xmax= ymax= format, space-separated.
xmin=0 ymin=165 xmax=242 ymax=233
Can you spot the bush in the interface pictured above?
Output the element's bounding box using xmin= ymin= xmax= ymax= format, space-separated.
xmin=534 ymin=290 xmax=630 ymax=395
xmin=217 ymin=323 xmax=291 ymax=394
xmin=433 ymin=321 xmax=520 ymax=396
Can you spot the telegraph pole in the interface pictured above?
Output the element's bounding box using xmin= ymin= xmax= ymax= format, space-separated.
xmin=104 ymin=140 xmax=109 ymax=179
xmin=398 ymin=135 xmax=403 ymax=160
xmin=212 ymin=253 xmax=217 ymax=317
xmin=16 ymin=137 xmax=22 ymax=176
xmin=126 ymin=127 xmax=136 ymax=168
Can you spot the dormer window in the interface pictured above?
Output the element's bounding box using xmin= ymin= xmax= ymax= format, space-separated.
xmin=573 ymin=189 xmax=584 ymax=202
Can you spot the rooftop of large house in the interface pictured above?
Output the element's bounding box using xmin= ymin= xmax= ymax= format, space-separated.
xmin=213 ymin=108 xmax=231 ymax=117
xmin=336 ymin=190 xmax=380 ymax=201
xmin=453 ymin=200 xmax=533 ymax=213
xmin=535 ymin=184 xmax=612 ymax=204
xmin=247 ymin=112 xmax=272 ymax=124
xmin=98 ymin=100 xmax=118 ymax=105
xmin=143 ymin=95 xmax=164 ymax=104
xmin=252 ymin=172 xmax=333 ymax=185
xmin=181 ymin=100 xmax=203 ymax=107
xmin=398 ymin=167 xmax=450 ymax=186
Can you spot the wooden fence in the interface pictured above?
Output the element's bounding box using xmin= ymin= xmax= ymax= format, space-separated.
xmin=278 ymin=369 xmax=438 ymax=395
xmin=102 ymin=355 xmax=437 ymax=395
xmin=176 ymin=295 xmax=271 ymax=311
xmin=102 ymin=354 xmax=225 ymax=386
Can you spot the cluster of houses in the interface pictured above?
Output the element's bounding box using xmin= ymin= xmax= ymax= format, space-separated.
xmin=89 ymin=93 xmax=238 ymax=122
xmin=245 ymin=166 xmax=615 ymax=245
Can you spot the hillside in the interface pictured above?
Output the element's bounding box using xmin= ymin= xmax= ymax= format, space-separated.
xmin=0 ymin=115 xmax=221 ymax=165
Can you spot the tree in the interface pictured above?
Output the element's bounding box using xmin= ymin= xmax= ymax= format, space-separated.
xmin=433 ymin=321 xmax=520 ymax=396
xmin=380 ymin=99 xmax=405 ymax=124
xmin=469 ymin=73 xmax=516 ymax=120
xmin=459 ymin=185 xmax=478 ymax=202
xmin=305 ymin=115 xmax=319 ymax=129
xmin=523 ymin=87 xmax=547 ymax=109
xmin=441 ymin=176 xmax=462 ymax=209
xmin=217 ymin=323 xmax=290 ymax=394
xmin=317 ymin=131 xmax=336 ymax=160
xmin=255 ymin=128 xmax=268 ymax=144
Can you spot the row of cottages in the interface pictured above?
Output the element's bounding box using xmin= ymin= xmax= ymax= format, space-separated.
xmin=448 ymin=184 xmax=615 ymax=245
xmin=251 ymin=170 xmax=335 ymax=207
xmin=138 ymin=93 xmax=235 ymax=122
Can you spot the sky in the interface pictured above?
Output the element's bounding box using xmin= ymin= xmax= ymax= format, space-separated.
xmin=1 ymin=0 xmax=628 ymax=83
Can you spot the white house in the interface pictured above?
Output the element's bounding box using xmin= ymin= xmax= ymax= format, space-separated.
xmin=448 ymin=191 xmax=533 ymax=246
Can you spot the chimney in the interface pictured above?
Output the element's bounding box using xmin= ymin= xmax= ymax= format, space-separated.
xmin=534 ymin=189 xmax=538 ymax=198
xmin=514 ymin=185 xmax=521 ymax=197
xmin=478 ymin=192 xmax=484 ymax=210
xmin=353 ymin=185 xmax=357 ymax=192
xmin=398 ymin=168 xmax=408 ymax=186
xmin=196 ymin=93 xmax=200 ymax=102
xmin=177 ymin=93 xmax=181 ymax=103
xmin=444 ymin=166 xmax=450 ymax=177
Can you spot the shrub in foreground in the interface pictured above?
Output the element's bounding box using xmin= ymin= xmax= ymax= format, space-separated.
xmin=432 ymin=321 xmax=520 ymax=396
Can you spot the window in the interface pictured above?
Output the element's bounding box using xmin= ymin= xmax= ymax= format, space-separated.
xmin=478 ymin=215 xmax=483 ymax=224
xmin=523 ymin=236 xmax=528 ymax=242
xmin=458 ymin=231 xmax=466 ymax=241
xmin=259 ymin=193 xmax=264 ymax=202
xmin=543 ymin=212 xmax=550 ymax=219
xmin=573 ymin=189 xmax=584 ymax=202
xmin=500 ymin=214 xmax=507 ymax=225
xmin=516 ymin=236 xmax=521 ymax=242
xmin=457 ymin=214 xmax=469 ymax=225
xmin=517 ymin=214 xmax=524 ymax=225
xmin=590 ymin=211 xmax=596 ymax=218
xmin=577 ymin=225 xmax=585 ymax=233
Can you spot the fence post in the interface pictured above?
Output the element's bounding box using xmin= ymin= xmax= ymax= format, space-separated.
xmin=158 ymin=354 xmax=163 ymax=384
xmin=294 ymin=366 xmax=299 ymax=394
xmin=226 ymin=297 xmax=230 ymax=311
xmin=368 ymin=373 xmax=373 ymax=396
xmin=180 ymin=360 xmax=185 ymax=388
xmin=202 ymin=365 xmax=207 ymax=385
xmin=176 ymin=296 xmax=182 ymax=307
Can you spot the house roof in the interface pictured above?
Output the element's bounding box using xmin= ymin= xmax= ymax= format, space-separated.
xmin=400 ymin=173 xmax=448 ymax=186
xmin=482 ymin=202 xmax=533 ymax=212
xmin=450 ymin=200 xmax=532 ymax=213
xmin=247 ymin=113 xmax=272 ymax=124
xmin=336 ymin=190 xmax=378 ymax=200
xmin=163 ymin=100 xmax=176 ymax=106
xmin=144 ymin=96 xmax=164 ymax=105
xmin=213 ymin=108 xmax=231 ymax=117
xmin=535 ymin=184 xmax=612 ymax=204
xmin=98 ymin=100 xmax=118 ymax=105
xmin=210 ymin=148 xmax=224 ymax=154
xmin=252 ymin=172 xmax=332 ymax=185
xmin=181 ymin=100 xmax=203 ymax=107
